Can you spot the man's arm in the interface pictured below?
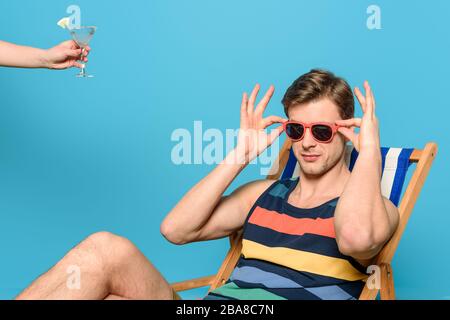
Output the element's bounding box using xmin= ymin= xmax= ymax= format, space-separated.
xmin=0 ymin=40 xmax=89 ymax=69
xmin=194 ymin=179 xmax=276 ymax=241
xmin=334 ymin=150 xmax=399 ymax=260
xmin=334 ymin=81 xmax=399 ymax=260
xmin=161 ymin=84 xmax=285 ymax=245
xmin=160 ymin=158 xmax=274 ymax=244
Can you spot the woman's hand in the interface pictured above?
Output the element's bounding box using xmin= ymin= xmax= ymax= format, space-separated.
xmin=42 ymin=40 xmax=90 ymax=69
xmin=335 ymin=81 xmax=380 ymax=154
xmin=233 ymin=84 xmax=287 ymax=165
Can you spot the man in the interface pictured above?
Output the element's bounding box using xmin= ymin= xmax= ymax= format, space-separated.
xmin=16 ymin=69 xmax=398 ymax=300
xmin=0 ymin=40 xmax=90 ymax=69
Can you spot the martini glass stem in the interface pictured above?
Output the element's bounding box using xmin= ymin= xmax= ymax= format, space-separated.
xmin=80 ymin=48 xmax=86 ymax=77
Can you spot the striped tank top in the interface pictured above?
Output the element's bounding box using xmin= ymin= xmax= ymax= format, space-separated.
xmin=203 ymin=177 xmax=368 ymax=300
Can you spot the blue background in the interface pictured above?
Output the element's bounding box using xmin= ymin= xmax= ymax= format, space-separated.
xmin=0 ymin=0 xmax=448 ymax=299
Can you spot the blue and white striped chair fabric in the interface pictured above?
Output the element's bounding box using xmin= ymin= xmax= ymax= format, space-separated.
xmin=280 ymin=145 xmax=414 ymax=207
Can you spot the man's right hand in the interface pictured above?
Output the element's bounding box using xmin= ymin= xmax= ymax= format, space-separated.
xmin=233 ymin=84 xmax=287 ymax=165
xmin=161 ymin=84 xmax=286 ymax=245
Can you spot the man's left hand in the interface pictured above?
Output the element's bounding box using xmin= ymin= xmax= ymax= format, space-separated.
xmin=334 ymin=80 xmax=381 ymax=154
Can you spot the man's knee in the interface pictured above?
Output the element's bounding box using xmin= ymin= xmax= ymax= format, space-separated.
xmin=80 ymin=231 xmax=140 ymax=268
xmin=84 ymin=231 xmax=125 ymax=249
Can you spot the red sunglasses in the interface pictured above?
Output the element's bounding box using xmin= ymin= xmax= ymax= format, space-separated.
xmin=283 ymin=121 xmax=341 ymax=143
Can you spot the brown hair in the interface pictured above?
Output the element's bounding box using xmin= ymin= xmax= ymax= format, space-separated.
xmin=281 ymin=69 xmax=354 ymax=120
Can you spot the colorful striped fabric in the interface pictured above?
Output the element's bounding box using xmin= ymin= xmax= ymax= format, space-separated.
xmin=203 ymin=178 xmax=369 ymax=300
xmin=203 ymin=146 xmax=413 ymax=300
xmin=281 ymin=145 xmax=414 ymax=206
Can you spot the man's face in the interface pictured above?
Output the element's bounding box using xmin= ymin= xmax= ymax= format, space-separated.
xmin=288 ymin=98 xmax=347 ymax=177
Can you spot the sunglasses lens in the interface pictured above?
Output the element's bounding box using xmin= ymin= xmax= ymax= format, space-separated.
xmin=286 ymin=123 xmax=304 ymax=140
xmin=312 ymin=125 xmax=333 ymax=142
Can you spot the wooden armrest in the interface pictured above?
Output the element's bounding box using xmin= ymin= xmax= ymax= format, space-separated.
xmin=170 ymin=275 xmax=216 ymax=292
xmin=379 ymin=263 xmax=395 ymax=300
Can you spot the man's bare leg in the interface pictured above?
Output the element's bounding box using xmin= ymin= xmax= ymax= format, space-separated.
xmin=15 ymin=232 xmax=175 ymax=300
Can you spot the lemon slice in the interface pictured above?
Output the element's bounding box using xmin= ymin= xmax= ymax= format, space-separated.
xmin=57 ymin=17 xmax=70 ymax=29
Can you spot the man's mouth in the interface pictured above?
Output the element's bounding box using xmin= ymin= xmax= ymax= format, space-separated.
xmin=301 ymin=154 xmax=321 ymax=162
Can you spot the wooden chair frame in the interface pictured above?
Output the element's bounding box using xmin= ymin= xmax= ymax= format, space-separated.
xmin=170 ymin=141 xmax=438 ymax=300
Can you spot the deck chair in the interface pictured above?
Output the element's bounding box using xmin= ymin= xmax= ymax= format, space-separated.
xmin=170 ymin=141 xmax=438 ymax=300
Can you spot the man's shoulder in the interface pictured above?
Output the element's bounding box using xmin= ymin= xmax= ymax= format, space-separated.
xmin=235 ymin=179 xmax=278 ymax=195
xmin=237 ymin=177 xmax=298 ymax=197
xmin=230 ymin=179 xmax=278 ymax=208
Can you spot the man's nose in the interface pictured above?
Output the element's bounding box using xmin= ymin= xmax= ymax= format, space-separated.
xmin=302 ymin=128 xmax=317 ymax=148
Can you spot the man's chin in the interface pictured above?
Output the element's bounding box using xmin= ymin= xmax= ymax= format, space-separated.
xmin=300 ymin=162 xmax=327 ymax=176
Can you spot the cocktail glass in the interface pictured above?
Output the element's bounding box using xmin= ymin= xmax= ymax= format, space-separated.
xmin=69 ymin=26 xmax=96 ymax=78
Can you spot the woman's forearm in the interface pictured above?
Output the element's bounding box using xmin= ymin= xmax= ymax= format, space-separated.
xmin=0 ymin=40 xmax=47 ymax=68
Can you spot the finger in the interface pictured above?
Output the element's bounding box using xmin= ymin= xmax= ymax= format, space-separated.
xmin=247 ymin=84 xmax=260 ymax=116
xmin=370 ymin=83 xmax=376 ymax=113
xmin=261 ymin=115 xmax=287 ymax=129
xmin=267 ymin=125 xmax=285 ymax=145
xmin=65 ymin=49 xmax=82 ymax=58
xmin=254 ymin=85 xmax=275 ymax=116
xmin=337 ymin=127 xmax=358 ymax=144
xmin=364 ymin=81 xmax=374 ymax=117
xmin=335 ymin=117 xmax=362 ymax=128
xmin=65 ymin=39 xmax=80 ymax=49
xmin=354 ymin=86 xmax=366 ymax=113
xmin=73 ymin=61 xmax=85 ymax=69
xmin=240 ymin=92 xmax=249 ymax=129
